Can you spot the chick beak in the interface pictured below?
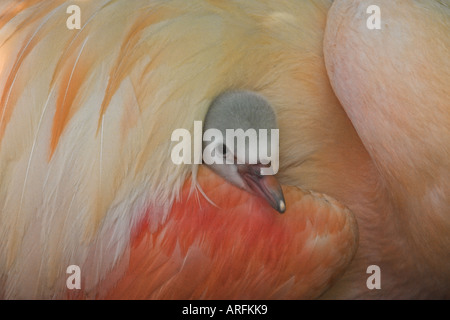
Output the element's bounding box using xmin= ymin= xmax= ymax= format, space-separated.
xmin=238 ymin=165 xmax=286 ymax=213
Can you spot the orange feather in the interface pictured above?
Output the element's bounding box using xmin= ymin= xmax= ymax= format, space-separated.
xmin=91 ymin=166 xmax=358 ymax=299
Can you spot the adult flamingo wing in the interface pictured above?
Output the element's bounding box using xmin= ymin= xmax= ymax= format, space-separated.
xmin=0 ymin=0 xmax=362 ymax=299
xmin=98 ymin=166 xmax=358 ymax=299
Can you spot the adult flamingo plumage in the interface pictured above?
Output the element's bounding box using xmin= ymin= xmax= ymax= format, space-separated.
xmin=0 ymin=0 xmax=448 ymax=299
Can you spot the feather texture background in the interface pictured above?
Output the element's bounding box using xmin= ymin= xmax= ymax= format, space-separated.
xmin=0 ymin=0 xmax=448 ymax=299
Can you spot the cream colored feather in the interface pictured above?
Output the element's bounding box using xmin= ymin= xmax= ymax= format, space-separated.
xmin=0 ymin=0 xmax=448 ymax=299
xmin=0 ymin=0 xmax=349 ymax=299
